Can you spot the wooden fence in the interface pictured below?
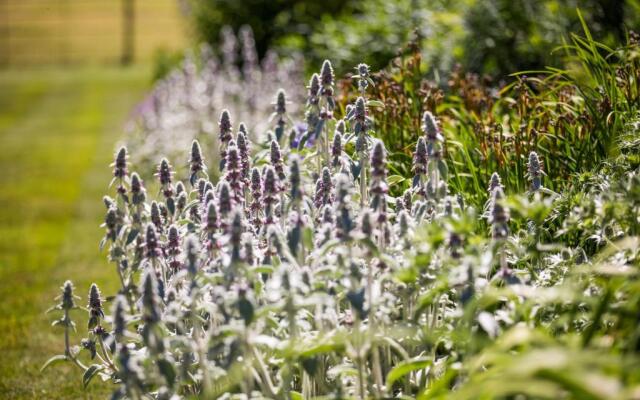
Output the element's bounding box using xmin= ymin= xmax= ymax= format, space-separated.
xmin=0 ymin=0 xmax=186 ymax=66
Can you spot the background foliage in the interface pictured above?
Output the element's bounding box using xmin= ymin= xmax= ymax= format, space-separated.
xmin=186 ymin=0 xmax=640 ymax=75
xmin=42 ymin=24 xmax=640 ymax=399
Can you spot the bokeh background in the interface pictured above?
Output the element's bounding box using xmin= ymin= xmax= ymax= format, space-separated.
xmin=0 ymin=0 xmax=638 ymax=398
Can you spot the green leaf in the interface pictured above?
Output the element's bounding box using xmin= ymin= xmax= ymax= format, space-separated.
xmin=395 ymin=267 xmax=418 ymax=284
xmin=40 ymin=354 xmax=68 ymax=372
xmin=327 ymin=364 xmax=358 ymax=379
xmin=366 ymin=99 xmax=385 ymax=108
xmin=158 ymin=358 xmax=177 ymax=387
xmin=386 ymin=357 xmax=432 ymax=388
xmin=298 ymin=340 xmax=343 ymax=358
xmin=437 ymin=160 xmax=448 ymax=180
xmin=125 ymin=228 xmax=139 ymax=245
xmin=302 ymin=226 xmax=314 ymax=249
xmin=477 ymin=311 xmax=499 ymax=339
xmin=387 ymin=174 xmax=406 ymax=186
xmin=82 ymin=364 xmax=103 ymax=388
xmin=251 ymin=265 xmax=275 ymax=274
xmin=290 ymin=391 xmax=304 ymax=400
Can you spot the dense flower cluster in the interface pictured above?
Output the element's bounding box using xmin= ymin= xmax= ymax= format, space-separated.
xmin=46 ymin=43 xmax=640 ymax=399
xmin=126 ymin=26 xmax=304 ymax=173
xmin=48 ymin=58 xmax=479 ymax=398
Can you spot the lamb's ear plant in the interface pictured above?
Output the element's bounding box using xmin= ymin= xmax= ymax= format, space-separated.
xmin=45 ymin=28 xmax=640 ymax=399
xmin=42 ymin=281 xmax=84 ymax=372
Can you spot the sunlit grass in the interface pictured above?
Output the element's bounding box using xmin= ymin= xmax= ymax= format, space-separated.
xmin=0 ymin=66 xmax=148 ymax=398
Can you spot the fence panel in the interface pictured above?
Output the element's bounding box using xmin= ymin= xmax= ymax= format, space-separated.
xmin=0 ymin=0 xmax=186 ymax=66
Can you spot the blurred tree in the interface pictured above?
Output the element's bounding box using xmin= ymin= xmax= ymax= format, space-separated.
xmin=186 ymin=0 xmax=357 ymax=60
xmin=462 ymin=0 xmax=634 ymax=76
xmin=184 ymin=0 xmax=639 ymax=77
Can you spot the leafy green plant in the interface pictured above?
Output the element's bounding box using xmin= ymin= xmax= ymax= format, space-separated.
xmin=339 ymin=21 xmax=640 ymax=208
xmin=44 ymin=28 xmax=640 ymax=400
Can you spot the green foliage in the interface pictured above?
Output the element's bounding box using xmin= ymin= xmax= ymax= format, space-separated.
xmin=0 ymin=66 xmax=147 ymax=398
xmin=341 ymin=21 xmax=640 ymax=208
xmin=462 ymin=0 xmax=635 ymax=76
xmin=187 ymin=0 xmax=356 ymax=60
xmin=43 ymin=20 xmax=640 ymax=400
xmin=187 ymin=0 xmax=639 ymax=76
xmin=301 ymin=0 xmax=468 ymax=73
xmin=150 ymin=48 xmax=184 ymax=82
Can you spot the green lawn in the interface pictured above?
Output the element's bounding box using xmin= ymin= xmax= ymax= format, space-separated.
xmin=0 ymin=66 xmax=149 ymax=398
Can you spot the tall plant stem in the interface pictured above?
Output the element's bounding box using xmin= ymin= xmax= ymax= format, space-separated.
xmin=63 ymin=309 xmax=88 ymax=371
xmin=367 ymin=259 xmax=384 ymax=397
xmin=360 ymin=155 xmax=368 ymax=207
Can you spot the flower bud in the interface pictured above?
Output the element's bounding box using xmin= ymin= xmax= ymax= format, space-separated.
xmin=332 ymin=132 xmax=342 ymax=168
xmin=238 ymin=122 xmax=248 ymax=136
xmin=355 ymin=97 xmax=366 ymax=122
xmin=203 ymin=189 xmax=215 ymax=208
xmin=112 ymin=295 xmax=127 ymax=339
xmin=400 ymin=191 xmax=411 ymax=214
xmin=105 ymin=206 xmax=119 ymax=241
xmin=61 ymin=280 xmax=76 ymax=310
xmin=150 ymin=201 xmax=162 ymax=229
xmin=527 ymin=151 xmax=543 ymax=191
xmin=88 ymin=283 xmax=104 ymax=329
xmin=413 ymin=137 xmax=428 ymax=176
xmin=176 ymin=192 xmax=187 ymax=215
xmin=237 ymin=130 xmax=251 ymax=181
xmin=307 ymin=73 xmax=320 ymax=106
xmin=270 ymin=140 xmax=285 ymax=182
xmin=166 ymin=225 xmax=181 ymax=271
xmin=321 ymin=205 xmax=334 ymax=224
xmin=175 ymin=181 xmax=185 ymax=196
xmin=113 ymin=147 xmax=128 ymax=179
xmin=357 ymin=63 xmax=370 ymax=78
xmin=422 ymin=111 xmax=441 ymax=141
xmin=489 ymin=187 xmax=510 ymax=240
xmin=320 ymin=60 xmax=334 ymax=87
xmin=275 ymin=89 xmax=287 ymax=115
xmin=289 ymin=155 xmax=302 ymax=203
xmin=360 ymin=209 xmax=374 ymax=237
xmin=397 ymin=210 xmax=410 ymax=238
xmin=217 ymin=181 xmax=232 ymax=217
xmin=156 ymin=158 xmax=173 ymax=187
xmin=141 ymin=270 xmax=161 ymax=324
xmin=370 ymin=140 xmax=387 ymax=179
xmin=230 ymin=210 xmax=243 ymax=263
xmin=219 ymin=109 xmax=233 ymax=143
xmin=184 ymin=235 xmax=200 ymax=277
xmin=488 ymin=172 xmax=503 ymax=193
xmin=130 ymin=173 xmax=147 ymax=205
xmin=144 ymin=223 xmax=161 ymax=259
xmin=189 ymin=140 xmax=205 ymax=184
xmin=335 ymin=175 xmax=354 ymax=240
xmin=204 ymin=201 xmax=218 ymax=234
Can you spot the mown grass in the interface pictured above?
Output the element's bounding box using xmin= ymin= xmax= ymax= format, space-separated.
xmin=0 ymin=66 xmax=148 ymax=399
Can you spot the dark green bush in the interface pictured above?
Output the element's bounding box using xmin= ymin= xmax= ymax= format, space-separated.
xmin=462 ymin=0 xmax=633 ymax=76
xmin=186 ymin=0 xmax=356 ymax=61
xmin=186 ymin=0 xmax=639 ymax=77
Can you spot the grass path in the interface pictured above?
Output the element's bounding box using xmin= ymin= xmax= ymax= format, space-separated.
xmin=0 ymin=66 xmax=148 ymax=398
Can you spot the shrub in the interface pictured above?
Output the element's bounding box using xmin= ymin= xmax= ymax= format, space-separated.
xmin=44 ymin=32 xmax=640 ymax=399
xmin=339 ymin=20 xmax=640 ymax=207
xmin=186 ymin=0 xmax=356 ymax=61
xmin=187 ymin=0 xmax=638 ymax=76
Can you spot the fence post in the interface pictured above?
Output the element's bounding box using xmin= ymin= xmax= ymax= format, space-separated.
xmin=121 ymin=0 xmax=135 ymax=65
xmin=1 ymin=0 xmax=9 ymax=67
